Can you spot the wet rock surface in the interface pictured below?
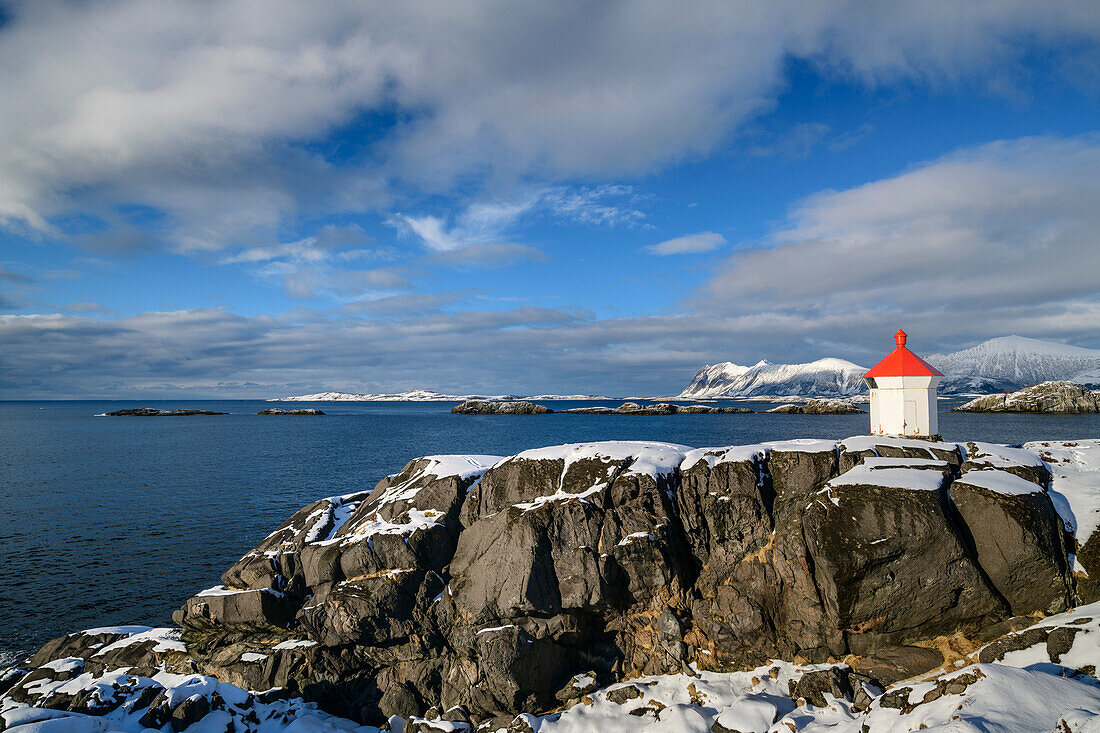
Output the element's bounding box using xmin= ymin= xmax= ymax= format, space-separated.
xmin=5 ymin=436 xmax=1100 ymax=731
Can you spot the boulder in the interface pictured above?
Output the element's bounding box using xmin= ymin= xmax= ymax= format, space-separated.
xmin=804 ymin=466 xmax=1008 ymax=646
xmin=949 ymin=470 xmax=1072 ymax=615
xmin=788 ymin=667 xmax=853 ymax=706
xmin=174 ymin=588 xmax=298 ymax=631
xmin=767 ymin=441 xmax=839 ymax=502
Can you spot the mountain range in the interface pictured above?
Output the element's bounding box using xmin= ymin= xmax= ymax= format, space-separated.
xmin=270 ymin=389 xmax=611 ymax=402
xmin=678 ymin=335 xmax=1100 ymax=399
xmin=927 ymin=335 xmax=1100 ymax=394
xmin=271 ymin=336 xmax=1100 ymax=402
xmin=676 ymin=358 xmax=868 ymax=400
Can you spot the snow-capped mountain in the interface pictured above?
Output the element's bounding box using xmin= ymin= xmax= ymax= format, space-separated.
xmin=678 ymin=336 xmax=1100 ymax=400
xmin=270 ymin=389 xmax=464 ymax=401
xmin=270 ymin=389 xmax=611 ymax=401
xmin=677 ymin=358 xmax=868 ymax=399
xmin=927 ymin=336 xmax=1100 ymax=394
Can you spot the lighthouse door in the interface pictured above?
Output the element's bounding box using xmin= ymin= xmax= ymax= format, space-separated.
xmin=904 ymin=401 xmax=918 ymax=434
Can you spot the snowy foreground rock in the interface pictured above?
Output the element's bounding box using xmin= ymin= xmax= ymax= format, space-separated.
xmin=5 ymin=438 xmax=1100 ymax=732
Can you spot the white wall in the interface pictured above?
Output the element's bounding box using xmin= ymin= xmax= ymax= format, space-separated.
xmin=867 ymin=375 xmax=941 ymax=436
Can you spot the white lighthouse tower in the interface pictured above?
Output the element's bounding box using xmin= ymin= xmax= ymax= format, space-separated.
xmin=862 ymin=330 xmax=943 ymax=438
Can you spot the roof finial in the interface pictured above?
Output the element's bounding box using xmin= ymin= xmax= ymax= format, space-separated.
xmin=895 ymin=329 xmax=907 ymax=347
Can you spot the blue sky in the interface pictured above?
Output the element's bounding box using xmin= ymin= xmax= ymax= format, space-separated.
xmin=1 ymin=1 xmax=1099 ymax=398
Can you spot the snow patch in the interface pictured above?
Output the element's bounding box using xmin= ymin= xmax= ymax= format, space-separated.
xmin=956 ymin=469 xmax=1043 ymax=496
xmin=1025 ymin=439 xmax=1100 ymax=542
xmin=271 ymin=639 xmax=318 ymax=651
xmin=829 ymin=466 xmax=945 ymax=491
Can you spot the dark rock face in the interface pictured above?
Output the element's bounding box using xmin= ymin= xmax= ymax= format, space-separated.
xmin=788 ymin=668 xmax=853 ymax=706
xmin=258 ymin=408 xmax=325 ymax=415
xmin=804 ymin=467 xmax=1007 ymax=647
xmin=949 ymin=471 xmax=1072 ymax=615
xmin=104 ymin=408 xmax=228 ymax=416
xmin=766 ymin=400 xmax=864 ymax=414
xmin=953 ymin=381 xmax=1100 ymax=413
xmin=17 ymin=436 xmax=1088 ymax=726
xmin=452 ymin=400 xmax=553 ymax=414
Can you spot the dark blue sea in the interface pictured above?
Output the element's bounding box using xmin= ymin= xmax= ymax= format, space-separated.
xmin=2 ymin=398 xmax=1099 ymax=665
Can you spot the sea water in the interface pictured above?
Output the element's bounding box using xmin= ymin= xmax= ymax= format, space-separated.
xmin=1 ymin=398 xmax=1098 ymax=664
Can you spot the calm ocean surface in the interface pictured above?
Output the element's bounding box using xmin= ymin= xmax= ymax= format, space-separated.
xmin=2 ymin=398 xmax=1099 ymax=664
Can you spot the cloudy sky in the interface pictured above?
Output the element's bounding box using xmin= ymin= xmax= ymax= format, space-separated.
xmin=1 ymin=0 xmax=1099 ymax=398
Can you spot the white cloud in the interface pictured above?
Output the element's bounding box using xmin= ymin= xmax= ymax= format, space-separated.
xmin=698 ymin=134 xmax=1100 ymax=351
xmin=0 ymin=0 xmax=1096 ymax=248
xmin=643 ymin=232 xmax=727 ymax=256
xmin=708 ymin=135 xmax=1100 ymax=306
xmin=217 ymin=229 xmax=405 ymax=299
xmin=221 ymin=239 xmax=331 ymax=265
xmin=391 ymin=185 xmax=641 ymax=263
xmin=392 ymin=214 xmax=465 ymax=253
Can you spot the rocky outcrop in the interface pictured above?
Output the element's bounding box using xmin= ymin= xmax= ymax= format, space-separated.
xmin=765 ymin=400 xmax=864 ymax=414
xmin=257 ymin=408 xmax=325 ymax=415
xmin=1026 ymin=440 xmax=1100 ymax=604
xmin=806 ymin=466 xmax=1007 ymax=648
xmin=949 ymin=470 xmax=1072 ymax=615
xmin=561 ymin=402 xmax=752 ymax=414
xmin=104 ymin=408 xmax=228 ymax=416
xmin=452 ymin=400 xmax=552 ymax=414
xmin=953 ymin=381 xmax=1100 ymax=413
xmin=7 ymin=610 xmax=1100 ymax=733
xmin=7 ymin=436 xmax=1092 ymax=730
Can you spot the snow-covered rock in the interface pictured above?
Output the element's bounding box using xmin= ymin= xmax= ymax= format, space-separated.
xmin=1026 ymin=439 xmax=1100 ymax=603
xmin=8 ymin=605 xmax=1100 ymax=733
xmin=8 ymin=437 xmax=1100 ymax=732
xmin=677 ymin=358 xmax=867 ymax=399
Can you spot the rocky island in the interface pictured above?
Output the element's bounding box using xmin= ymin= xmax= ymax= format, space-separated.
xmin=561 ymin=402 xmax=753 ymax=415
xmin=103 ymin=408 xmax=229 ymax=416
xmin=451 ymin=400 xmax=553 ymax=414
xmin=765 ymin=400 xmax=864 ymax=414
xmin=257 ymin=408 xmax=326 ymax=415
xmin=4 ymin=436 xmax=1100 ymax=733
xmin=953 ymin=380 xmax=1100 ymax=413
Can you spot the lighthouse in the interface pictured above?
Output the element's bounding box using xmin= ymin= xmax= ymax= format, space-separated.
xmin=862 ymin=330 xmax=943 ymax=438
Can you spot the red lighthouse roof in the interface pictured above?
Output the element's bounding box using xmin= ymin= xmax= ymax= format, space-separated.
xmin=863 ymin=330 xmax=944 ymax=378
